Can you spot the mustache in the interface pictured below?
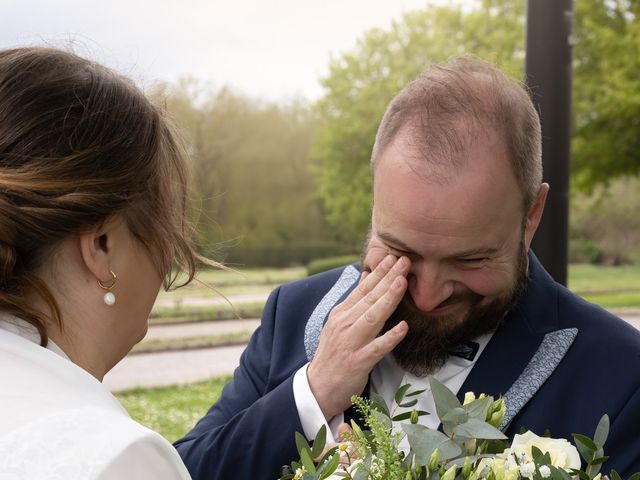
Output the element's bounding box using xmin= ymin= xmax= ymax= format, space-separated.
xmin=399 ymin=289 xmax=484 ymax=314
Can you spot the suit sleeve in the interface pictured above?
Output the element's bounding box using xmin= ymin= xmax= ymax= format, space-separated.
xmin=174 ymin=286 xmax=303 ymax=480
xmin=605 ymin=385 xmax=640 ymax=477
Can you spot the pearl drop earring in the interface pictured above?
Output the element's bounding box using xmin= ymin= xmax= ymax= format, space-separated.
xmin=97 ymin=270 xmax=117 ymax=306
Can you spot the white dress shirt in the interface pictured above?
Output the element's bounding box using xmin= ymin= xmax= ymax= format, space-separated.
xmin=0 ymin=314 xmax=191 ymax=480
xmin=293 ymin=332 xmax=493 ymax=449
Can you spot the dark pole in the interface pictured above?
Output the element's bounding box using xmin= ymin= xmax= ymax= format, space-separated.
xmin=525 ymin=0 xmax=573 ymax=286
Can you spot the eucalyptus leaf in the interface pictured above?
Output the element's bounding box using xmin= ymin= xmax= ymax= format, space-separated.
xmin=549 ymin=466 xmax=568 ymax=480
xmin=406 ymin=388 xmax=428 ymax=397
xmin=627 ymin=473 xmax=640 ymax=480
xmin=588 ymin=456 xmax=609 ymax=466
xmin=610 ymin=470 xmax=622 ymax=480
xmin=441 ymin=407 xmax=469 ymax=424
xmin=371 ymin=408 xmax=392 ymax=429
xmin=464 ymin=397 xmax=492 ymax=421
xmin=531 ymin=445 xmax=544 ymax=460
xmin=570 ymin=469 xmax=590 ymax=480
xmin=392 ymin=410 xmax=428 ymax=422
xmin=593 ymin=415 xmax=610 ymax=450
xmin=399 ymin=399 xmax=419 ymax=408
xmin=430 ymin=377 xmax=462 ymax=420
xmin=573 ymin=433 xmax=598 ymax=452
xmin=573 ymin=434 xmax=597 ymax=462
xmin=395 ymin=384 xmax=413 ymax=404
xmin=371 ymin=393 xmax=391 ymax=417
xmin=453 ymin=418 xmax=507 ymax=440
xmin=402 ymin=423 xmax=462 ymax=464
xmin=311 ymin=425 xmax=327 ymax=458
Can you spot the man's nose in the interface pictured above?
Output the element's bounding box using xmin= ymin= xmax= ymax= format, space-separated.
xmin=407 ymin=264 xmax=454 ymax=312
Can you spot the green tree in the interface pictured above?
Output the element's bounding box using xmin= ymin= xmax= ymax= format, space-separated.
xmin=312 ymin=0 xmax=639 ymax=241
xmin=572 ymin=0 xmax=640 ymax=189
xmin=311 ymin=0 xmax=525 ymax=242
xmin=154 ymin=80 xmax=343 ymax=266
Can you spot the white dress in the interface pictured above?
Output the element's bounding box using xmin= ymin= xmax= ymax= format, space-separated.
xmin=0 ymin=315 xmax=192 ymax=480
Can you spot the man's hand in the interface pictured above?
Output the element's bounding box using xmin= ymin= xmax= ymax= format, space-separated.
xmin=307 ymin=255 xmax=410 ymax=420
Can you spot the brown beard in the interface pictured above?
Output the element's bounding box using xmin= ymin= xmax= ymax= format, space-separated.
xmin=377 ymin=240 xmax=529 ymax=376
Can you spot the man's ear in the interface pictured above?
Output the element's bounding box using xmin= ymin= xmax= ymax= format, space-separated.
xmin=524 ymin=183 xmax=549 ymax=249
xmin=78 ymin=217 xmax=119 ymax=284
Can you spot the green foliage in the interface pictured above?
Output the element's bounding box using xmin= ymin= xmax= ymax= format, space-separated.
xmin=151 ymin=80 xmax=342 ymax=267
xmin=307 ymin=255 xmax=361 ymax=276
xmin=570 ymin=177 xmax=640 ymax=265
xmin=572 ymin=0 xmax=640 ymax=189
xmin=312 ymin=0 xmax=640 ymax=241
xmin=311 ymin=0 xmax=525 ymax=241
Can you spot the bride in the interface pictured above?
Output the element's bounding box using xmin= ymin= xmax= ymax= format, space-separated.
xmin=0 ymin=47 xmax=206 ymax=478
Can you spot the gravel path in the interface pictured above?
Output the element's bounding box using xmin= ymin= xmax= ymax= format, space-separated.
xmin=155 ymin=293 xmax=269 ymax=308
xmin=104 ymin=345 xmax=247 ymax=392
xmin=105 ymin=314 xmax=640 ymax=393
xmin=143 ymin=319 xmax=260 ymax=341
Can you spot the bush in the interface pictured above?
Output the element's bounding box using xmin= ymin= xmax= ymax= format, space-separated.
xmin=307 ymin=255 xmax=360 ymax=276
xmin=569 ymin=239 xmax=604 ymax=264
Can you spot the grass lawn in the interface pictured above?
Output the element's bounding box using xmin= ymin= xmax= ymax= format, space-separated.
xmin=568 ymin=264 xmax=640 ymax=310
xmin=116 ymin=376 xmax=231 ymax=443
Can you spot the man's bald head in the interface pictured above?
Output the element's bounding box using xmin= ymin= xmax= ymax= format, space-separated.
xmin=371 ymin=56 xmax=542 ymax=211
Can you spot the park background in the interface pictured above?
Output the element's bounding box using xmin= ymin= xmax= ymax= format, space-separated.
xmin=4 ymin=0 xmax=640 ymax=442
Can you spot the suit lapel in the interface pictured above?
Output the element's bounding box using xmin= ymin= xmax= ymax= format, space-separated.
xmin=304 ymin=265 xmax=360 ymax=361
xmin=458 ymin=251 xmax=578 ymax=430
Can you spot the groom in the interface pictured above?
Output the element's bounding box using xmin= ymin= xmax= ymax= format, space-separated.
xmin=175 ymin=57 xmax=640 ymax=479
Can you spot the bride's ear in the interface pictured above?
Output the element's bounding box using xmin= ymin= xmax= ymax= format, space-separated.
xmin=78 ymin=217 xmax=119 ymax=284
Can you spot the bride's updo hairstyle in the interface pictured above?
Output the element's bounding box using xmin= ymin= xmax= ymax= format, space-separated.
xmin=0 ymin=47 xmax=199 ymax=345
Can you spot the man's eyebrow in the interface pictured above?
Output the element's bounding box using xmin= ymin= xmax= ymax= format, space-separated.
xmin=376 ymin=232 xmax=415 ymax=252
xmin=377 ymin=231 xmax=500 ymax=258
xmin=449 ymin=246 xmax=500 ymax=258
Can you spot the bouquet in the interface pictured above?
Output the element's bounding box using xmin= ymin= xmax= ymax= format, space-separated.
xmin=280 ymin=378 xmax=638 ymax=480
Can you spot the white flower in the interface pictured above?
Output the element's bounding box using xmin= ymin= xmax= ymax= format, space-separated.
xmin=337 ymin=441 xmax=352 ymax=456
xmin=294 ymin=466 xmax=306 ymax=479
xmin=502 ymin=431 xmax=581 ymax=471
xmin=539 ymin=465 xmax=552 ymax=478
xmin=519 ymin=462 xmax=536 ymax=479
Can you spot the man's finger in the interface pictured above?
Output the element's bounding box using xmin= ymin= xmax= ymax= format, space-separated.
xmin=349 ymin=256 xmax=409 ymax=320
xmin=338 ymin=255 xmax=397 ymax=310
xmin=359 ymin=320 xmax=408 ymax=363
xmin=346 ymin=276 xmax=407 ymax=347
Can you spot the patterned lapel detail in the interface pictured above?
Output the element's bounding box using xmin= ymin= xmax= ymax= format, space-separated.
xmin=304 ymin=265 xmax=360 ymax=361
xmin=499 ymin=328 xmax=578 ymax=430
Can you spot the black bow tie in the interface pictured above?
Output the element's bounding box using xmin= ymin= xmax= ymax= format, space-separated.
xmin=448 ymin=341 xmax=480 ymax=361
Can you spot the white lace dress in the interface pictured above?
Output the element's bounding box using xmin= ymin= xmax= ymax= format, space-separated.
xmin=0 ymin=315 xmax=192 ymax=480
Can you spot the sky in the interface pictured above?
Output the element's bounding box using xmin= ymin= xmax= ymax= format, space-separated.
xmin=3 ymin=0 xmax=452 ymax=101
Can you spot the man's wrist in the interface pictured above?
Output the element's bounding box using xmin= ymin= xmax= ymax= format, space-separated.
xmin=292 ymin=363 xmax=339 ymax=442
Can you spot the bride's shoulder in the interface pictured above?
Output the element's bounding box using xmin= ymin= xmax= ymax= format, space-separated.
xmin=0 ymin=406 xmax=191 ymax=479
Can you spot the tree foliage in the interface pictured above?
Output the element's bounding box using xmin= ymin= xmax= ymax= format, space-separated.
xmin=572 ymin=0 xmax=640 ymax=189
xmin=311 ymin=0 xmax=639 ymax=241
xmin=153 ymin=80 xmax=343 ymax=266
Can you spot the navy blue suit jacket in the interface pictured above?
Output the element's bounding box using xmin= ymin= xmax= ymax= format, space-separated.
xmin=175 ymin=252 xmax=640 ymax=479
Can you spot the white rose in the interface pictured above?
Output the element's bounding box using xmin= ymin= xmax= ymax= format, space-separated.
xmin=502 ymin=431 xmax=581 ymax=470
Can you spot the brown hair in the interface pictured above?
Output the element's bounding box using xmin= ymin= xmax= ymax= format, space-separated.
xmin=0 ymin=47 xmax=201 ymax=345
xmin=371 ymin=55 xmax=542 ymax=211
